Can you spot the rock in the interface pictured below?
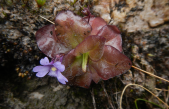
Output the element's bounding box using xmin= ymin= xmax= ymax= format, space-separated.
xmin=149 ymin=18 xmax=164 ymax=27
xmin=125 ymin=16 xmax=149 ymax=32
xmin=29 ymin=92 xmax=44 ymax=99
xmin=8 ymin=29 xmax=23 ymax=39
xmin=93 ymin=0 xmax=111 ymax=23
xmin=22 ymin=36 xmax=31 ymax=47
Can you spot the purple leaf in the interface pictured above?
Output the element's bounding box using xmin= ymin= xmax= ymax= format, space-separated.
xmin=62 ymin=49 xmax=84 ymax=80
xmin=55 ymin=10 xmax=91 ymax=48
xmin=36 ymin=24 xmax=70 ymax=58
xmin=90 ymin=45 xmax=132 ymax=80
xmin=89 ymin=65 xmax=101 ymax=84
xmin=74 ymin=35 xmax=106 ymax=61
xmin=97 ymin=25 xmax=122 ymax=52
xmin=84 ymin=17 xmax=107 ymax=35
xmin=74 ymin=68 xmax=92 ymax=88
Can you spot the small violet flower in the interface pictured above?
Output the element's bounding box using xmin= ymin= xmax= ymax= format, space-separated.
xmin=33 ymin=57 xmax=68 ymax=84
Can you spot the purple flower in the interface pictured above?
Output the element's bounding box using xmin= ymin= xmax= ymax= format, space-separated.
xmin=33 ymin=57 xmax=68 ymax=84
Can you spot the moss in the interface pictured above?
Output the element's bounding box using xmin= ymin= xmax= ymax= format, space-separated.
xmin=5 ymin=0 xmax=14 ymax=6
xmin=70 ymin=0 xmax=77 ymax=6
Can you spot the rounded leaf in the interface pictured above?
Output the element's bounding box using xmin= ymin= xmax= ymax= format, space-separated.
xmin=36 ymin=24 xmax=70 ymax=58
xmin=74 ymin=35 xmax=106 ymax=61
xmin=84 ymin=17 xmax=107 ymax=35
xmin=97 ymin=25 xmax=122 ymax=52
xmin=90 ymin=45 xmax=132 ymax=80
xmin=62 ymin=49 xmax=84 ymax=80
xmin=89 ymin=65 xmax=101 ymax=84
xmin=55 ymin=10 xmax=92 ymax=48
xmin=74 ymin=70 xmax=92 ymax=88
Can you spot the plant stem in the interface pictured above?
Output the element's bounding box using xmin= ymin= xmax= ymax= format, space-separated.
xmin=135 ymin=98 xmax=164 ymax=109
xmin=82 ymin=53 xmax=89 ymax=72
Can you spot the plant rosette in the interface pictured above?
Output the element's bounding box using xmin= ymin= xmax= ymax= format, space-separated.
xmin=34 ymin=9 xmax=132 ymax=88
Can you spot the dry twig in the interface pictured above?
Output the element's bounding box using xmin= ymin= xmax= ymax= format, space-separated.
xmin=155 ymin=88 xmax=169 ymax=91
xmin=90 ymin=88 xmax=96 ymax=109
xmin=39 ymin=15 xmax=55 ymax=24
xmin=119 ymin=84 xmax=169 ymax=109
xmin=132 ymin=65 xmax=169 ymax=83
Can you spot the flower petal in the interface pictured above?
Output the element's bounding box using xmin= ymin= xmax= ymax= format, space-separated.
xmin=56 ymin=70 xmax=68 ymax=84
xmin=33 ymin=66 xmax=51 ymax=77
xmin=53 ymin=61 xmax=65 ymax=72
xmin=48 ymin=70 xmax=57 ymax=77
xmin=40 ymin=57 xmax=51 ymax=65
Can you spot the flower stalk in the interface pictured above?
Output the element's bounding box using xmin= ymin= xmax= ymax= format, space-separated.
xmin=82 ymin=52 xmax=89 ymax=72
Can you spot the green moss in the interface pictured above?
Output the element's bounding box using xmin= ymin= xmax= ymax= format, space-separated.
xmin=70 ymin=0 xmax=77 ymax=6
xmin=22 ymin=4 xmax=26 ymax=8
xmin=5 ymin=0 xmax=14 ymax=6
xmin=2 ymin=11 xmax=7 ymax=17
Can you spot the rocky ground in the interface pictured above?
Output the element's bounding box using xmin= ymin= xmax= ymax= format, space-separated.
xmin=0 ymin=0 xmax=169 ymax=109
